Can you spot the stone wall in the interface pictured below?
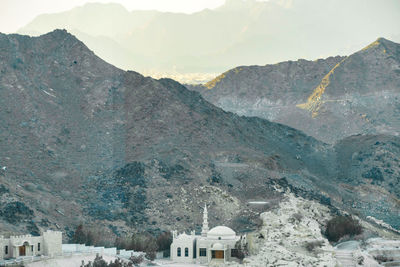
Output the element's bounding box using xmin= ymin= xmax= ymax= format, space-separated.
xmin=43 ymin=230 xmax=62 ymax=257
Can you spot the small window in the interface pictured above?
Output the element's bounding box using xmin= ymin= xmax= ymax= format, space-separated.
xmin=177 ymin=247 xmax=181 ymax=257
xmin=5 ymin=246 xmax=8 ymax=254
xmin=38 ymin=243 xmax=41 ymax=251
xmin=199 ymin=248 xmax=207 ymax=257
xmin=31 ymin=246 xmax=34 ymax=252
xmin=218 ymin=237 xmax=221 ymax=240
xmin=185 ymin=247 xmax=189 ymax=257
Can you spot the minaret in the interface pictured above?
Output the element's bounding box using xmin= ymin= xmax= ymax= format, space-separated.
xmin=201 ymin=204 xmax=209 ymax=237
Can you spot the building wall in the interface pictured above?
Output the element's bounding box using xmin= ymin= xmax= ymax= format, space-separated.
xmin=196 ymin=238 xmax=238 ymax=264
xmin=0 ymin=237 xmax=10 ymax=259
xmin=170 ymin=234 xmax=196 ymax=263
xmin=43 ymin=230 xmax=62 ymax=257
xmin=196 ymin=238 xmax=209 ymax=264
xmin=0 ymin=230 xmax=62 ymax=259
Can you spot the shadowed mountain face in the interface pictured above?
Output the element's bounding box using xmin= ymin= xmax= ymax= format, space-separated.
xmin=0 ymin=30 xmax=399 ymax=237
xmin=16 ymin=0 xmax=400 ymax=78
xmin=190 ymin=38 xmax=400 ymax=143
xmin=333 ymin=135 xmax=400 ymax=228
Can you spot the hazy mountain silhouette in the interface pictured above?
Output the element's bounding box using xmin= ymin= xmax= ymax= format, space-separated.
xmin=17 ymin=0 xmax=400 ymax=80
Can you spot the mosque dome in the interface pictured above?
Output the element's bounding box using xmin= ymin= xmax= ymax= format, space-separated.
xmin=207 ymin=226 xmax=236 ymax=240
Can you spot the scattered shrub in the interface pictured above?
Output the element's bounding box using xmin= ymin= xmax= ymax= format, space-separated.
xmin=325 ymin=215 xmax=362 ymax=242
xmin=362 ymin=167 xmax=384 ymax=182
xmin=291 ymin=212 xmax=304 ymax=222
xmin=305 ymin=240 xmax=324 ymax=252
xmin=145 ymin=250 xmax=156 ymax=261
xmin=80 ymin=254 xmax=134 ymax=267
xmin=207 ymin=168 xmax=222 ymax=185
xmin=357 ymin=256 xmax=364 ymax=265
xmin=374 ymin=255 xmax=394 ymax=263
xmin=1 ymin=201 xmax=34 ymax=223
xmin=234 ymin=238 xmax=248 ymax=262
xmin=0 ymin=185 xmax=9 ymax=194
xmin=129 ymin=254 xmax=144 ymax=266
xmin=156 ymin=231 xmax=172 ymax=252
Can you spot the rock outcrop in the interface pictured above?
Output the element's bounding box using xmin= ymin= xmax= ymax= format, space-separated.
xmin=228 ymin=193 xmax=337 ymax=266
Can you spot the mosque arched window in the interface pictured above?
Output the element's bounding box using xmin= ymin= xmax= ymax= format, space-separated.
xmin=185 ymin=247 xmax=189 ymax=257
xmin=177 ymin=247 xmax=181 ymax=257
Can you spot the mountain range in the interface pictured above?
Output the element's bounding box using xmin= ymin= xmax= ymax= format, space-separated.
xmin=0 ymin=30 xmax=399 ymax=239
xmin=189 ymin=38 xmax=400 ymax=143
xmin=17 ymin=0 xmax=400 ymax=80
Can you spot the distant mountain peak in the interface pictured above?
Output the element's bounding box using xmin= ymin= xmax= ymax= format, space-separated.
xmin=296 ymin=37 xmax=400 ymax=118
xmin=32 ymin=29 xmax=79 ymax=43
xmin=78 ymin=2 xmax=129 ymax=13
xmin=38 ymin=29 xmax=86 ymax=48
xmin=361 ymin=37 xmax=397 ymax=52
xmin=42 ymin=28 xmax=70 ymax=37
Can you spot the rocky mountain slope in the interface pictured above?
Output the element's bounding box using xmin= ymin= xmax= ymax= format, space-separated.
xmin=0 ymin=30 xmax=327 ymax=237
xmin=0 ymin=30 xmax=399 ymax=240
xmin=16 ymin=0 xmax=400 ymax=77
xmin=189 ymin=38 xmax=400 ymax=143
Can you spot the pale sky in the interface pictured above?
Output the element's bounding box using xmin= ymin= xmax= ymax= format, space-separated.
xmin=0 ymin=0 xmax=233 ymax=33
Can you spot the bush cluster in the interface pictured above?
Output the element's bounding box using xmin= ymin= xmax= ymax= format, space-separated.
xmin=325 ymin=215 xmax=362 ymax=242
xmin=72 ymin=224 xmax=114 ymax=247
xmin=80 ymin=254 xmax=141 ymax=267
xmin=72 ymin=225 xmax=173 ymax=261
xmin=115 ymin=232 xmax=157 ymax=260
xmin=234 ymin=238 xmax=249 ymax=261
xmin=374 ymin=255 xmax=394 ymax=264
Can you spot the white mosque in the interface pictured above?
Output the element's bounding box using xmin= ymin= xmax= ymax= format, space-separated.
xmin=170 ymin=205 xmax=243 ymax=265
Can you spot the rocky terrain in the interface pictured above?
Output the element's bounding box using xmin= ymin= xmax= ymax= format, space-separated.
xmin=230 ymin=193 xmax=338 ymax=267
xmin=0 ymin=29 xmax=325 ymax=238
xmin=227 ymin=194 xmax=400 ymax=267
xmin=0 ymin=30 xmax=399 ymax=242
xmin=16 ymin=0 xmax=400 ymax=78
xmin=189 ymin=38 xmax=400 ymax=143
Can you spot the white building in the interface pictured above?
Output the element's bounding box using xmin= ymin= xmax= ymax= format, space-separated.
xmin=170 ymin=205 xmax=242 ymax=265
xmin=0 ymin=230 xmax=62 ymax=259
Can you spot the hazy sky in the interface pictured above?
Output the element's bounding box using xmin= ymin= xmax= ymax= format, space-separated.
xmin=0 ymin=0 xmax=238 ymax=33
